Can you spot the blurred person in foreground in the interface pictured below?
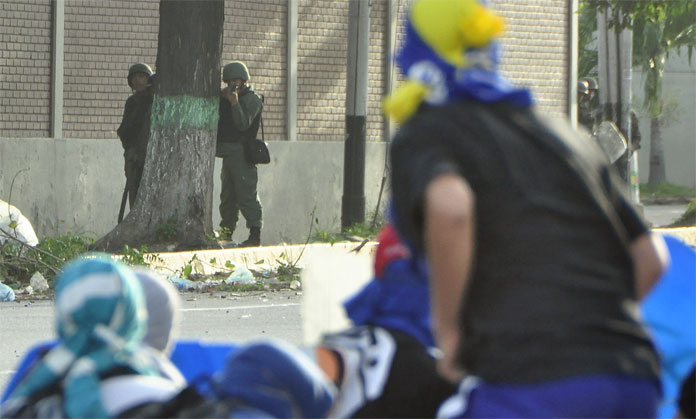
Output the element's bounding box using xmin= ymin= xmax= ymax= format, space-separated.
xmin=315 ymin=224 xmax=457 ymax=417
xmin=121 ymin=338 xmax=336 ymax=418
xmin=1 ymin=255 xmax=185 ymax=418
xmin=0 ymin=260 xmax=335 ymax=418
xmin=383 ymin=0 xmax=669 ymax=417
xmin=132 ymin=269 xmax=186 ymax=385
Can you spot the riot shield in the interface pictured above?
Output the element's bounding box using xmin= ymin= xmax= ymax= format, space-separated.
xmin=595 ymin=120 xmax=628 ymax=164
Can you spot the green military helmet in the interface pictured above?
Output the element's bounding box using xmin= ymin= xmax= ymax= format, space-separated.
xmin=222 ymin=61 xmax=250 ymax=82
xmin=128 ymin=62 xmax=153 ymax=88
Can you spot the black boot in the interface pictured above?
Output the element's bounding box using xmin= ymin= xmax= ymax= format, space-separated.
xmin=239 ymin=227 xmax=261 ymax=248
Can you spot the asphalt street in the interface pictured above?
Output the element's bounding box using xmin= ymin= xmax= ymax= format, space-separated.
xmin=0 ymin=203 xmax=690 ymax=395
xmin=0 ymin=290 xmax=303 ymax=394
xmin=643 ymin=203 xmax=690 ymax=228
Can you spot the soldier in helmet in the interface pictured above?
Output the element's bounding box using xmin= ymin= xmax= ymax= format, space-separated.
xmin=577 ymin=77 xmax=599 ymax=133
xmin=577 ymin=77 xmax=643 ymax=183
xmin=216 ymin=61 xmax=264 ymax=247
xmin=117 ymin=62 xmax=155 ymax=211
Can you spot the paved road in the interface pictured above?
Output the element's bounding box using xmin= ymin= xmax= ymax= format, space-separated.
xmin=643 ymin=203 xmax=689 ymax=228
xmin=0 ymin=203 xmax=689 ymax=395
xmin=0 ymin=290 xmax=303 ymax=394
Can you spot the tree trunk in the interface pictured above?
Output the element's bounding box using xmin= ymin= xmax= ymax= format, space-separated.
xmin=93 ymin=0 xmax=224 ymax=252
xmin=648 ymin=115 xmax=666 ymax=184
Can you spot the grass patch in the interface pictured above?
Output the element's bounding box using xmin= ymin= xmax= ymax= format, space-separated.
xmin=0 ymin=233 xmax=95 ymax=288
xmin=640 ymin=183 xmax=696 ymax=200
xmin=668 ymin=201 xmax=696 ymax=227
xmin=0 ymin=232 xmax=161 ymax=291
xmin=312 ymin=213 xmax=386 ymax=245
xmin=275 ymin=261 xmax=301 ymax=282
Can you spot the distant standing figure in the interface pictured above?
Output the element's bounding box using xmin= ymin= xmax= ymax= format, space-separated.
xmin=216 ymin=61 xmax=264 ymax=247
xmin=577 ymin=76 xmax=599 ymax=134
xmin=117 ymin=62 xmax=155 ymax=210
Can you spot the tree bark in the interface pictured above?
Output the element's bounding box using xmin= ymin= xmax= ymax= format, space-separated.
xmin=648 ymin=116 xmax=666 ymax=184
xmin=93 ymin=0 xmax=224 ymax=252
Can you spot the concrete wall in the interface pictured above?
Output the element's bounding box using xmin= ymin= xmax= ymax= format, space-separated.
xmin=1 ymin=0 xmax=572 ymax=245
xmin=634 ymin=50 xmax=696 ymax=188
xmin=0 ymin=139 xmax=388 ymax=245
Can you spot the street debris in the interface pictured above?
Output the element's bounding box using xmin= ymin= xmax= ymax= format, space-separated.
xmin=225 ymin=267 xmax=255 ymax=285
xmin=29 ymin=272 xmax=49 ymax=293
xmin=168 ymin=276 xmax=199 ymax=291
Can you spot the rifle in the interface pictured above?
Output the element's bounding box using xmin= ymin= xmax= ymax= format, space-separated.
xmin=117 ymin=182 xmax=128 ymax=223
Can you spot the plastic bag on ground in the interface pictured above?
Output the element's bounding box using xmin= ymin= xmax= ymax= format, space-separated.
xmin=29 ymin=272 xmax=49 ymax=293
xmin=168 ymin=276 xmax=198 ymax=291
xmin=225 ymin=267 xmax=255 ymax=285
xmin=0 ymin=200 xmax=39 ymax=247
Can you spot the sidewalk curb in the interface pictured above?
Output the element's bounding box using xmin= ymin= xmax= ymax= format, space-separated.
xmin=144 ymin=227 xmax=696 ymax=276
xmin=642 ymin=197 xmax=694 ymax=205
xmin=146 ymin=241 xmax=378 ymax=276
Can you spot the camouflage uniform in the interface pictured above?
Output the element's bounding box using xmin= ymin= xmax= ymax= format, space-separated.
xmin=216 ymin=62 xmax=264 ymax=244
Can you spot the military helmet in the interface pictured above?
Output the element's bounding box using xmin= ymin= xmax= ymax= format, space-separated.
xmin=128 ymin=62 xmax=153 ymax=88
xmin=577 ymin=79 xmax=590 ymax=96
xmin=222 ymin=61 xmax=250 ymax=82
xmin=583 ymin=77 xmax=598 ymax=91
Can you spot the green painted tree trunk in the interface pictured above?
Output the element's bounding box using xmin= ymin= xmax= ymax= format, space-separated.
xmin=93 ymin=0 xmax=224 ymax=252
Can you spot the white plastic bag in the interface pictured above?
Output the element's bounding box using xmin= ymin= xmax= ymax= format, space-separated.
xmin=0 ymin=199 xmax=38 ymax=247
xmin=225 ymin=267 xmax=256 ymax=285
